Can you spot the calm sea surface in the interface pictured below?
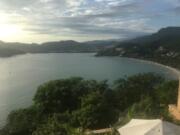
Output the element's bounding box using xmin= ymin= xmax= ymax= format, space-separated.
xmin=0 ymin=53 xmax=177 ymax=126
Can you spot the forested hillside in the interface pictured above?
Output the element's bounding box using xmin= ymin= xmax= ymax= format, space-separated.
xmin=0 ymin=40 xmax=117 ymax=57
xmin=96 ymin=27 xmax=180 ymax=68
xmin=0 ymin=73 xmax=179 ymax=135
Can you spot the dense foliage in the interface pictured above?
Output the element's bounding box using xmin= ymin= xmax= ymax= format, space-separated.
xmin=0 ymin=73 xmax=178 ymax=135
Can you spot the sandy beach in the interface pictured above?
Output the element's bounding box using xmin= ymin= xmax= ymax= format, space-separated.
xmin=126 ymin=58 xmax=180 ymax=111
xmin=124 ymin=57 xmax=180 ymax=79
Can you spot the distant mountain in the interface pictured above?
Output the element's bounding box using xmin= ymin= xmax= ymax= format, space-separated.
xmin=0 ymin=40 xmax=118 ymax=57
xmin=84 ymin=40 xmax=119 ymax=46
xmin=3 ymin=26 xmax=180 ymax=60
xmin=96 ymin=27 xmax=180 ymax=68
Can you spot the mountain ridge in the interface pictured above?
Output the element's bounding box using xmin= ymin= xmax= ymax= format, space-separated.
xmin=0 ymin=40 xmax=119 ymax=57
xmin=96 ymin=26 xmax=180 ymax=68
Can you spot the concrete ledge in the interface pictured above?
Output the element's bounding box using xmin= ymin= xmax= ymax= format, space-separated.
xmin=85 ymin=128 xmax=113 ymax=135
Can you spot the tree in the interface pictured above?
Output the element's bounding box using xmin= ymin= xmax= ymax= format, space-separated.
xmin=33 ymin=77 xmax=110 ymax=114
xmin=155 ymin=80 xmax=178 ymax=105
xmin=33 ymin=77 xmax=87 ymax=113
xmin=114 ymin=73 xmax=164 ymax=110
xmin=127 ymin=96 xmax=161 ymax=119
xmin=32 ymin=116 xmax=78 ymax=135
xmin=74 ymin=91 xmax=119 ymax=129
xmin=2 ymin=106 xmax=40 ymax=135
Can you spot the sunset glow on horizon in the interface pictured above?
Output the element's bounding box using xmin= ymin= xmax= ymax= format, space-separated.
xmin=0 ymin=0 xmax=179 ymax=43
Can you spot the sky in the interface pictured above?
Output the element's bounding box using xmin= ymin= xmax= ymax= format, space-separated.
xmin=0 ymin=0 xmax=179 ymax=43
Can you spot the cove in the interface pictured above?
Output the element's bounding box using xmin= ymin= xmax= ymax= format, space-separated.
xmin=0 ymin=53 xmax=177 ymax=127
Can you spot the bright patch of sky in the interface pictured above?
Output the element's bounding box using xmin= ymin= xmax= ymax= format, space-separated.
xmin=0 ymin=0 xmax=179 ymax=43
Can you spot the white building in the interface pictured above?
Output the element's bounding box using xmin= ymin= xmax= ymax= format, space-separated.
xmin=118 ymin=119 xmax=180 ymax=135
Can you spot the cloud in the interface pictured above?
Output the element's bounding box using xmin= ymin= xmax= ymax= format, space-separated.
xmin=0 ymin=0 xmax=178 ymax=42
xmin=174 ymin=6 xmax=180 ymax=13
xmin=165 ymin=0 xmax=180 ymax=6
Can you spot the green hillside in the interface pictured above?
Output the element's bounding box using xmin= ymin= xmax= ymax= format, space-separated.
xmin=96 ymin=27 xmax=180 ymax=68
xmin=0 ymin=74 xmax=178 ymax=135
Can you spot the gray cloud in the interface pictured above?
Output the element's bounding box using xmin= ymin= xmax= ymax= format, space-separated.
xmin=172 ymin=6 xmax=180 ymax=14
xmin=0 ymin=0 xmax=178 ymax=42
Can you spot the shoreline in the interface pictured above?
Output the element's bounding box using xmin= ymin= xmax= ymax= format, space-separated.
xmin=124 ymin=57 xmax=180 ymax=106
xmin=122 ymin=57 xmax=180 ymax=79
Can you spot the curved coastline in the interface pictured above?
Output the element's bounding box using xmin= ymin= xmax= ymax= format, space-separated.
xmin=123 ymin=57 xmax=180 ymax=116
xmin=123 ymin=57 xmax=180 ymax=79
